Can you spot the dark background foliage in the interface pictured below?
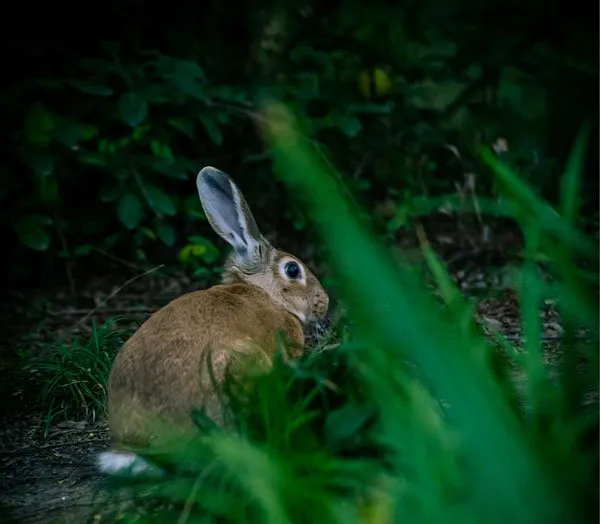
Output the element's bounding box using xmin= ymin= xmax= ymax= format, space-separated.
xmin=0 ymin=0 xmax=597 ymax=291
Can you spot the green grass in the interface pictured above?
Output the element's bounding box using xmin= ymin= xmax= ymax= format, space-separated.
xmin=19 ymin=318 xmax=133 ymax=434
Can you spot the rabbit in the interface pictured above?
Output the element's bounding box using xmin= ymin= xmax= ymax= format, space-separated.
xmin=96 ymin=166 xmax=329 ymax=476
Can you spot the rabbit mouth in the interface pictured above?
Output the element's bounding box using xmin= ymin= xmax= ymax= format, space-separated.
xmin=303 ymin=316 xmax=332 ymax=347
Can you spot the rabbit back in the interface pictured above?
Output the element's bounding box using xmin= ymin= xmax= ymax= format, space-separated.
xmin=107 ymin=282 xmax=304 ymax=447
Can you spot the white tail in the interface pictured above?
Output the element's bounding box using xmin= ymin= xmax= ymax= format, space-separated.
xmin=96 ymin=450 xmax=165 ymax=478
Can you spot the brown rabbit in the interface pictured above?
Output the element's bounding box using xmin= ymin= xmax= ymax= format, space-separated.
xmin=97 ymin=167 xmax=329 ymax=475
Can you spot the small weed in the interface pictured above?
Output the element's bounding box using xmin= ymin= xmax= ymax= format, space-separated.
xmin=19 ymin=318 xmax=132 ymax=434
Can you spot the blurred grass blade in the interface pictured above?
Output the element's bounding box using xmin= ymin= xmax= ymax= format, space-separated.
xmin=560 ymin=120 xmax=592 ymax=226
xmin=416 ymin=225 xmax=461 ymax=308
xmin=478 ymin=146 xmax=597 ymax=261
xmin=262 ymin=102 xmax=570 ymax=524
xmin=519 ymin=226 xmax=549 ymax=417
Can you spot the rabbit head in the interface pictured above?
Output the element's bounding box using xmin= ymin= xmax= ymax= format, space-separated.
xmin=197 ymin=166 xmax=329 ymax=325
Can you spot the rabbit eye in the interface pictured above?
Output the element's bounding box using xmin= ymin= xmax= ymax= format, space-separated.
xmin=284 ymin=261 xmax=300 ymax=279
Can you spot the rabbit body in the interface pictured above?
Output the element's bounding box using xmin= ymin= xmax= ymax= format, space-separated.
xmin=98 ymin=167 xmax=329 ymax=475
xmin=108 ymin=283 xmax=304 ymax=446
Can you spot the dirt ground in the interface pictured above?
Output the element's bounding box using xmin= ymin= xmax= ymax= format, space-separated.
xmin=0 ymin=221 xmax=597 ymax=523
xmin=0 ymin=416 xmax=112 ymax=523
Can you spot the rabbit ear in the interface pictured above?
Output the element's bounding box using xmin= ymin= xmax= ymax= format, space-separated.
xmin=196 ymin=167 xmax=265 ymax=260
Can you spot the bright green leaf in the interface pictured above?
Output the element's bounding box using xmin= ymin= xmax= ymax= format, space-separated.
xmin=179 ymin=244 xmax=206 ymax=263
xmin=117 ymin=193 xmax=143 ymax=229
xmin=185 ymin=236 xmax=219 ymax=263
xmin=118 ymin=93 xmax=148 ymax=127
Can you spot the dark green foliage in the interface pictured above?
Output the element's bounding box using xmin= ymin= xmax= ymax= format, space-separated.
xmin=1 ymin=0 xmax=597 ymax=289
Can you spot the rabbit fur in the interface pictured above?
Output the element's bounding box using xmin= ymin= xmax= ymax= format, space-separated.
xmin=97 ymin=166 xmax=329 ymax=476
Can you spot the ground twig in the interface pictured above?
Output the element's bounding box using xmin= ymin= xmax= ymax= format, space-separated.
xmin=69 ymin=265 xmax=164 ymax=333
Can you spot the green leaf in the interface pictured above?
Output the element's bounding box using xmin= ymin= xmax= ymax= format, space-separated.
xmin=68 ymin=80 xmax=114 ymax=96
xmin=151 ymin=160 xmax=190 ymax=180
xmin=186 ymin=235 xmax=219 ymax=263
xmin=25 ymin=104 xmax=54 ymax=145
xmin=18 ymin=213 xmax=52 ymax=227
xmin=37 ymin=175 xmax=60 ymax=205
xmin=156 ymin=223 xmax=176 ymax=246
xmin=53 ymin=120 xmax=98 ymax=147
xmin=183 ymin=194 xmax=205 ymax=218
xmin=560 ymin=121 xmax=592 ymax=226
xmin=14 ymin=214 xmax=52 ymax=251
xmin=77 ymin=151 xmax=106 ymax=166
xmin=144 ymin=184 xmax=176 ymax=216
xmin=168 ymin=117 xmax=195 ymax=137
xmin=179 ymin=243 xmax=205 ymax=263
xmin=73 ymin=244 xmax=93 ymax=256
xmin=199 ymin=115 xmax=223 ymax=145
xmin=174 ymin=60 xmax=205 ymax=80
xmin=117 ymin=193 xmax=143 ymax=229
xmin=161 ymin=60 xmax=207 ymax=100
xmin=25 ymin=151 xmax=55 ymax=176
xmin=16 ymin=228 xmax=50 ymax=252
xmin=337 ymin=115 xmax=363 ymax=137
xmin=408 ymin=79 xmax=465 ymax=111
xmin=118 ymin=93 xmax=148 ymax=127
xmin=150 ymin=140 xmax=175 ymax=161
xmin=80 ymin=124 xmax=99 ymax=141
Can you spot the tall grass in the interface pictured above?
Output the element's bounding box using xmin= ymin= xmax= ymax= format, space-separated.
xmin=102 ymin=105 xmax=598 ymax=524
xmin=20 ymin=318 xmax=132 ymax=433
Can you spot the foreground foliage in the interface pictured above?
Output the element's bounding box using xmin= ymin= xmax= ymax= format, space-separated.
xmin=92 ymin=106 xmax=598 ymax=524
